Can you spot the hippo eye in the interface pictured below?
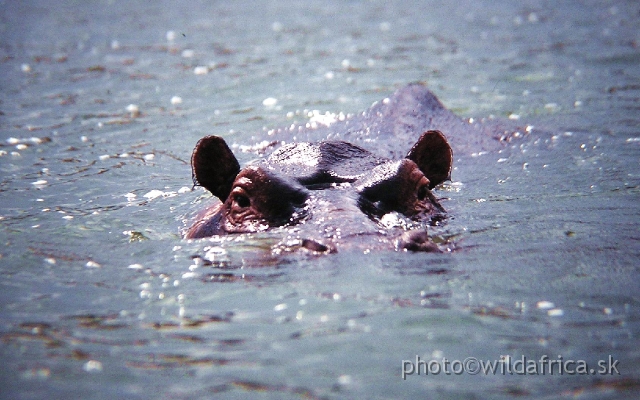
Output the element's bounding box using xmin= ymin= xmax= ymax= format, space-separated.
xmin=417 ymin=185 xmax=428 ymax=202
xmin=233 ymin=193 xmax=250 ymax=208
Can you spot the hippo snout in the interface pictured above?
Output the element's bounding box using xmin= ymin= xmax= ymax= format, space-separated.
xmin=397 ymin=229 xmax=441 ymax=252
xmin=300 ymin=238 xmax=336 ymax=253
xmin=294 ymin=229 xmax=441 ymax=254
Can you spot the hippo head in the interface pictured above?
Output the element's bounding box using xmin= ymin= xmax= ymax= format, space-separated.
xmin=185 ymin=131 xmax=453 ymax=253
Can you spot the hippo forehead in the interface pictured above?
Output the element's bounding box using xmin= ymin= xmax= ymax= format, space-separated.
xmin=264 ymin=140 xmax=387 ymax=185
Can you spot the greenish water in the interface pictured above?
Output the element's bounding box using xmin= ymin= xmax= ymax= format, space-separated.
xmin=1 ymin=0 xmax=638 ymax=398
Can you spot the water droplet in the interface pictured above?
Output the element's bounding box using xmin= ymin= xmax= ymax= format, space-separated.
xmin=547 ymin=309 xmax=564 ymax=317
xmin=193 ymin=66 xmax=208 ymax=75
xmin=536 ymin=301 xmax=554 ymax=309
xmin=262 ymin=97 xmax=278 ymax=107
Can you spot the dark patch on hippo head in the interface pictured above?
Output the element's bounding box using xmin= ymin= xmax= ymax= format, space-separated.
xmin=265 ymin=140 xmax=386 ymax=186
xmin=185 ymin=130 xmax=453 ymax=253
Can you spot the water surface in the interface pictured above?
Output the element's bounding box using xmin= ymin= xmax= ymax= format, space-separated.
xmin=1 ymin=0 xmax=639 ymax=398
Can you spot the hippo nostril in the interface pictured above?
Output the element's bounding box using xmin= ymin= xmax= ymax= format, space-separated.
xmin=301 ymin=239 xmax=334 ymax=253
xmin=398 ymin=229 xmax=441 ymax=252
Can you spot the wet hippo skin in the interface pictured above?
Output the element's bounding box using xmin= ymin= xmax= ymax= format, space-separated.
xmin=184 ymin=83 xmax=522 ymax=253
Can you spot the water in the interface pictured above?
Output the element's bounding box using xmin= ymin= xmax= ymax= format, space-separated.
xmin=1 ymin=0 xmax=639 ymax=398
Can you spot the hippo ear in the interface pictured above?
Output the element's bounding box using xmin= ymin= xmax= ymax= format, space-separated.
xmin=406 ymin=130 xmax=452 ymax=189
xmin=191 ymin=136 xmax=240 ymax=201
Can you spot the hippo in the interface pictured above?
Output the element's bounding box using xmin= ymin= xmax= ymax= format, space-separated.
xmin=184 ymin=83 xmax=525 ymax=253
